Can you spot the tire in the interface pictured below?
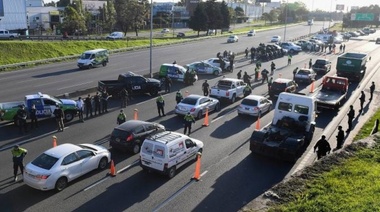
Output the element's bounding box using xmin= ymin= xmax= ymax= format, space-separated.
xmin=230 ymin=94 xmax=236 ymax=103
xmin=102 ymin=61 xmax=107 ymax=67
xmin=213 ymin=71 xmax=219 ymax=76
xmin=168 ymin=166 xmax=176 ymax=179
xmin=226 ymin=66 xmax=231 ymax=72
xmin=290 ymin=49 xmax=295 ymax=54
xmin=215 ymin=103 xmax=220 ymax=112
xmin=64 ymin=111 xmax=74 ymax=122
xmin=150 ymin=89 xmax=159 ymax=96
xmin=98 ymin=157 xmax=108 ymax=170
xmin=55 ymin=177 xmax=68 ymax=191
xmin=197 ymin=111 xmax=203 ymax=120
xmin=88 ymin=64 xmax=93 ymax=69
xmin=132 ymin=144 xmax=140 ymax=154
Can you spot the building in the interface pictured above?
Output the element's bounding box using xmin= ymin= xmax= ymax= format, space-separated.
xmin=0 ymin=0 xmax=28 ymax=33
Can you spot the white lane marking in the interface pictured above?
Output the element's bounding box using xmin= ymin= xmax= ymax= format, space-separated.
xmin=58 ymin=81 xmax=93 ymax=90
xmin=117 ymin=160 xmax=139 ymax=173
xmin=15 ymin=78 xmax=40 ymax=84
xmin=200 ymin=170 xmax=208 ymax=177
xmin=0 ymin=127 xmax=69 ymax=151
xmin=34 ymin=79 xmax=72 ymax=87
xmin=83 ymin=176 xmax=110 ymax=191
xmin=211 ymin=108 xmax=236 ymax=123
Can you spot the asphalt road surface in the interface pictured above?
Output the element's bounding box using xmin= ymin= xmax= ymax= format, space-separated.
xmin=1 ymin=23 xmax=380 ymax=211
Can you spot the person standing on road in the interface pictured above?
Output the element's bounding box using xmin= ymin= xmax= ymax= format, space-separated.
xmin=237 ymin=70 xmax=242 ymax=79
xmin=93 ymin=92 xmax=101 ymax=115
xmin=293 ymin=67 xmax=298 ymax=79
xmin=270 ymin=61 xmax=276 ymax=75
xmin=287 ymin=54 xmax=292 ymax=65
xmin=369 ymin=81 xmax=375 ymax=101
xmin=245 ymin=48 xmax=249 ymax=58
xmin=164 ymin=76 xmax=172 ymax=93
xmin=243 ymin=71 xmax=251 ymax=87
xmin=175 ymin=90 xmax=183 ymax=104
xmin=335 ymin=126 xmax=345 ymax=150
xmin=309 ymin=59 xmax=313 ymax=69
xmin=314 ymin=135 xmax=331 ymax=160
xmin=343 ymin=44 xmax=346 ymax=52
xmin=11 ymin=145 xmax=27 ymax=182
xmin=53 ymin=104 xmax=64 ymax=132
xmin=268 ymin=77 xmax=273 ymax=92
xmin=347 ymin=105 xmax=355 ymax=133
xmin=202 ymin=80 xmax=210 ymax=96
xmin=17 ymin=105 xmax=28 ymax=134
xmin=29 ymin=104 xmax=38 ymax=129
xmin=183 ymin=112 xmax=195 ymax=135
xmin=84 ymin=94 xmax=93 ymax=118
xmin=244 ymin=84 xmax=252 ymax=97
xmin=120 ymin=88 xmax=129 ymax=108
xmin=156 ymin=95 xmax=166 ymax=117
xmin=359 ymin=91 xmax=365 ymax=113
xmin=101 ymin=91 xmax=109 ymax=113
xmin=77 ymin=97 xmax=84 ymax=122
xmin=117 ymin=110 xmax=126 ymax=125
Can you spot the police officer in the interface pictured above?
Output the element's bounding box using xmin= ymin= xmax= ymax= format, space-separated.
xmin=101 ymin=91 xmax=109 ymax=113
xmin=17 ymin=105 xmax=28 ymax=134
xmin=243 ymin=71 xmax=251 ymax=87
xmin=270 ymin=61 xmax=276 ymax=75
xmin=175 ymin=90 xmax=183 ymax=104
xmin=11 ymin=145 xmax=27 ymax=182
xmin=84 ymin=94 xmax=93 ymax=118
xmin=183 ymin=112 xmax=195 ymax=135
xmin=30 ymin=104 xmax=38 ymax=129
xmin=347 ymin=105 xmax=355 ymax=133
xmin=309 ymin=59 xmax=313 ymax=69
xmin=287 ymin=54 xmax=292 ymax=65
xmin=237 ymin=70 xmax=242 ymax=79
xmin=293 ymin=67 xmax=299 ymax=79
xmin=120 ymin=88 xmax=129 ymax=108
xmin=156 ymin=95 xmax=166 ymax=117
xmin=190 ymin=69 xmax=196 ymax=85
xmin=369 ymin=81 xmax=375 ymax=101
xmin=314 ymin=135 xmax=331 ymax=160
xmin=261 ymin=69 xmax=269 ymax=83
xmin=244 ymin=84 xmax=252 ymax=97
xmin=53 ymin=104 xmax=64 ymax=132
xmin=77 ymin=97 xmax=84 ymax=122
xmin=94 ymin=92 xmax=101 ymax=115
xmin=202 ymin=80 xmax=210 ymax=96
xmin=336 ymin=126 xmax=345 ymax=150
xmin=164 ymin=76 xmax=172 ymax=93
xmin=268 ymin=77 xmax=273 ymax=92
xmin=245 ymin=48 xmax=249 ymax=58
xmin=359 ymin=91 xmax=365 ymax=113
xmin=117 ymin=110 xmax=126 ymax=125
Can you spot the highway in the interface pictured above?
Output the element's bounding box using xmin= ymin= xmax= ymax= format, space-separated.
xmin=1 ymin=22 xmax=380 ymax=211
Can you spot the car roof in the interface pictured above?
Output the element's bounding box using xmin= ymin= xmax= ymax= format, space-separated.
xmin=25 ymin=92 xmax=52 ymax=100
xmin=274 ymin=78 xmax=293 ymax=83
xmin=83 ymin=49 xmax=108 ymax=54
xmin=244 ymin=95 xmax=265 ymax=100
xmin=115 ymin=120 xmax=152 ymax=131
xmin=219 ymin=78 xmax=242 ymax=82
xmin=185 ymin=94 xmax=203 ymax=99
xmin=44 ymin=143 xmax=82 ymax=158
xmin=146 ymin=131 xmax=185 ymax=144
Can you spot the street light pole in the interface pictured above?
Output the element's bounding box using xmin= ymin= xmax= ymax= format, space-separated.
xmin=149 ymin=0 xmax=153 ymax=78
xmin=283 ymin=0 xmax=288 ymax=41
xmin=308 ymin=0 xmax=314 ymax=35
xmin=328 ymin=0 xmax=333 ymax=29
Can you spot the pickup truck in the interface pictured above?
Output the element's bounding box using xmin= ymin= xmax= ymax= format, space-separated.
xmin=98 ymin=72 xmax=162 ymax=97
xmin=314 ymin=76 xmax=348 ymax=110
xmin=250 ymin=93 xmax=316 ymax=162
xmin=209 ymin=78 xmax=246 ymax=103
xmin=0 ymin=29 xmax=20 ymax=39
xmin=0 ymin=92 xmax=78 ymax=124
xmin=312 ymin=58 xmax=332 ymax=75
xmin=336 ymin=52 xmax=368 ymax=82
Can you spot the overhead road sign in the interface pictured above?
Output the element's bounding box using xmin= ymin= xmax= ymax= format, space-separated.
xmin=351 ymin=13 xmax=374 ymax=21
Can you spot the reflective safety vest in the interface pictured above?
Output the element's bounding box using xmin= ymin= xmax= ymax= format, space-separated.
xmin=118 ymin=113 xmax=126 ymax=121
xmin=184 ymin=114 xmax=195 ymax=122
xmin=156 ymin=96 xmax=164 ymax=103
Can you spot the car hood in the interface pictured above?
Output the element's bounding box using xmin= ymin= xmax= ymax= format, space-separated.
xmin=60 ymin=99 xmax=77 ymax=107
xmin=147 ymin=78 xmax=161 ymax=83
xmin=79 ymin=143 xmax=109 ymax=153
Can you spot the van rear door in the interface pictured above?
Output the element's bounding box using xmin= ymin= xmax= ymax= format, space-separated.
xmin=140 ymin=141 xmax=165 ymax=171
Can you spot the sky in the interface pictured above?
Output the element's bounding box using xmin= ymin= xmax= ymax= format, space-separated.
xmin=43 ymin=0 xmax=380 ymax=12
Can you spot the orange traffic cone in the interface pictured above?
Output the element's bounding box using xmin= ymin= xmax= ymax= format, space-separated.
xmin=310 ymin=81 xmax=315 ymax=93
xmin=109 ymin=160 xmax=116 ymax=177
xmin=134 ymin=109 xmax=138 ymax=120
xmin=255 ymin=115 xmax=261 ymax=130
xmin=193 ymin=152 xmax=202 ymax=181
xmin=52 ymin=135 xmax=57 ymax=147
xmin=202 ymin=107 xmax=209 ymax=127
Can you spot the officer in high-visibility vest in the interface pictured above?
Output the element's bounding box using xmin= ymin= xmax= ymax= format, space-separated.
xmin=183 ymin=112 xmax=195 ymax=135
xmin=156 ymin=95 xmax=166 ymax=117
xmin=175 ymin=90 xmax=183 ymax=104
xmin=117 ymin=110 xmax=126 ymax=125
xmin=12 ymin=145 xmax=27 ymax=182
xmin=244 ymin=84 xmax=252 ymax=97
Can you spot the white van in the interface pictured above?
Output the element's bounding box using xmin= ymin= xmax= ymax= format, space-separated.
xmin=140 ymin=131 xmax=204 ymax=178
xmin=106 ymin=32 xmax=124 ymax=40
xmin=77 ymin=49 xmax=109 ymax=69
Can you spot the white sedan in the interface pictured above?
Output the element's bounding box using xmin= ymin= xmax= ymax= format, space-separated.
xmin=271 ymin=35 xmax=281 ymax=43
xmin=24 ymin=143 xmax=111 ymax=191
xmin=247 ymin=30 xmax=256 ymax=36
xmin=175 ymin=94 xmax=220 ymax=119
xmin=238 ymin=95 xmax=272 ymax=117
xmin=186 ymin=61 xmax=222 ymax=75
xmin=227 ymin=35 xmax=239 ymax=43
xmin=204 ymin=58 xmax=234 ymax=72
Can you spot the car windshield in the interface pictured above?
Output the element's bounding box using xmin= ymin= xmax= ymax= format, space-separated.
xmin=31 ymin=153 xmax=59 ymax=170
xmin=271 ymin=82 xmax=287 ymax=90
xmin=298 ymin=70 xmax=309 ymax=75
xmin=315 ymin=60 xmax=327 ymax=65
xmin=229 ymin=36 xmax=235 ymax=38
xmin=112 ymin=128 xmax=131 ymax=138
xmin=241 ymin=99 xmax=258 ymax=106
xmin=181 ymin=97 xmax=198 ymax=105
xmin=80 ymin=53 xmax=91 ymax=59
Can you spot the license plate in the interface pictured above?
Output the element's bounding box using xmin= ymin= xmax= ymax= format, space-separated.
xmin=245 ymin=107 xmax=250 ymax=110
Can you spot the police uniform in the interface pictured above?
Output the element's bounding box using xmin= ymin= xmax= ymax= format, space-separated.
xmin=17 ymin=106 xmax=28 ymax=133
xmin=117 ymin=110 xmax=126 ymax=125
xmin=12 ymin=145 xmax=27 ymax=182
xmin=156 ymin=95 xmax=166 ymax=116
xmin=176 ymin=91 xmax=183 ymax=104
xmin=184 ymin=113 xmax=195 ymax=135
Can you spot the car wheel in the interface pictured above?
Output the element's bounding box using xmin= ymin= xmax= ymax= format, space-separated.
xmin=215 ymin=103 xmax=220 ymax=111
xmin=150 ymin=89 xmax=158 ymax=96
xmin=98 ymin=157 xmax=108 ymax=169
xmin=55 ymin=177 xmax=68 ymax=191
xmin=213 ymin=71 xmax=219 ymax=76
xmin=197 ymin=111 xmax=203 ymax=120
xmin=102 ymin=61 xmax=107 ymax=67
xmin=231 ymin=94 xmax=236 ymax=103
xmin=64 ymin=111 xmax=74 ymax=122
xmin=168 ymin=166 xmax=176 ymax=179
xmin=290 ymin=49 xmax=295 ymax=54
xmin=88 ymin=64 xmax=93 ymax=69
xmin=226 ymin=66 xmax=231 ymax=72
xmin=132 ymin=144 xmax=140 ymax=154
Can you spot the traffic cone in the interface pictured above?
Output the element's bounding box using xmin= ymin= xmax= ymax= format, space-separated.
xmin=192 ymin=152 xmax=202 ymax=181
xmin=255 ymin=115 xmax=261 ymax=130
xmin=134 ymin=109 xmax=138 ymax=120
xmin=109 ymin=160 xmax=116 ymax=177
xmin=52 ymin=135 xmax=57 ymax=147
xmin=202 ymin=107 xmax=209 ymax=127
xmin=310 ymin=81 xmax=315 ymax=93
xmin=185 ymin=90 xmax=189 ymax=97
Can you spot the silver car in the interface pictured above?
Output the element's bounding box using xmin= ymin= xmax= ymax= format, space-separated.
xmin=175 ymin=94 xmax=220 ymax=119
xmin=238 ymin=95 xmax=272 ymax=117
xmin=186 ymin=61 xmax=222 ymax=75
xmin=205 ymin=58 xmax=234 ymax=72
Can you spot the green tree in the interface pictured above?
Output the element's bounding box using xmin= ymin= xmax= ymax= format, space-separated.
xmin=189 ymin=3 xmax=208 ymax=36
xmin=128 ymin=0 xmax=146 ymax=36
xmin=104 ymin=0 xmax=116 ymax=33
xmin=44 ymin=1 xmax=57 ymax=6
xmin=220 ymin=1 xmax=230 ymax=30
xmin=56 ymin=0 xmax=71 ymax=7
xmin=261 ymin=12 xmax=271 ymax=25
xmin=114 ymin=0 xmax=130 ymax=35
xmin=205 ymin=0 xmax=223 ymax=34
xmin=234 ymin=6 xmax=245 ymax=23
xmin=61 ymin=6 xmax=87 ymax=35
